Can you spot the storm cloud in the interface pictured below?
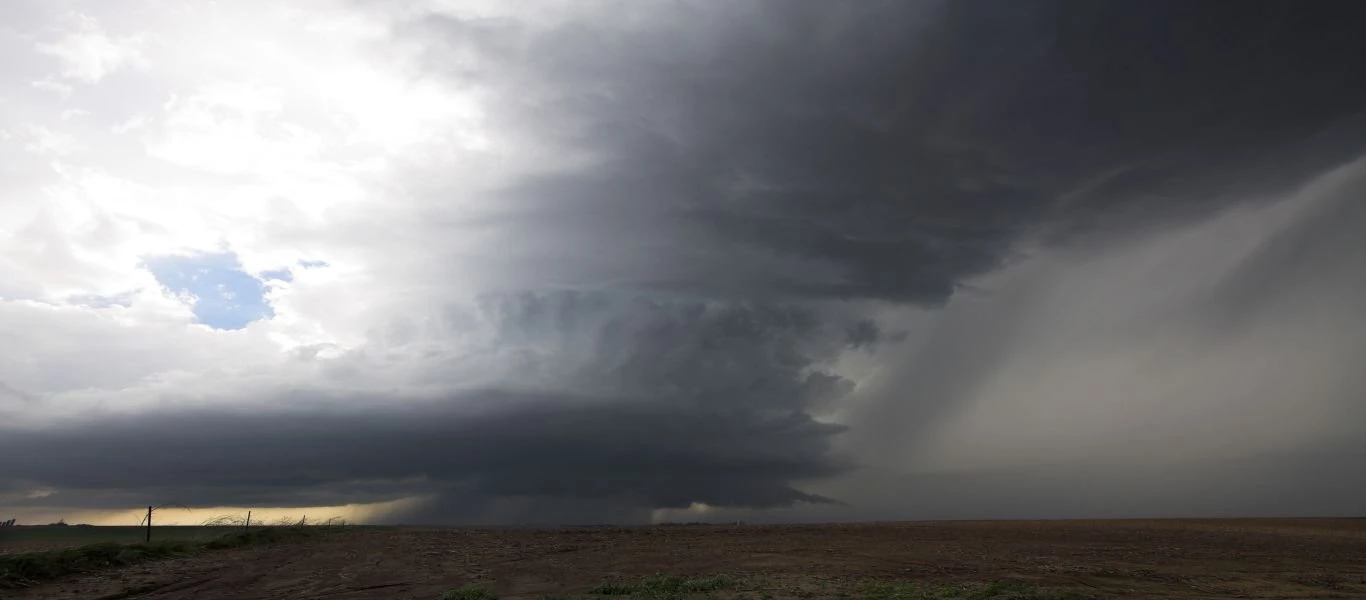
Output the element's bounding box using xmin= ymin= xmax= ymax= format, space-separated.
xmin=397 ymin=0 xmax=1366 ymax=301
xmin=2 ymin=293 xmax=854 ymax=523
xmin=2 ymin=0 xmax=1366 ymax=524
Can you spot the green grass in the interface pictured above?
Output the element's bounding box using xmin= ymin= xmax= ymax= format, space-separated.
xmin=0 ymin=526 xmax=320 ymax=588
xmin=441 ymin=584 xmax=499 ymax=600
xmin=0 ymin=540 xmax=192 ymax=585
xmin=200 ymin=525 xmax=321 ymax=549
xmin=591 ymin=574 xmax=737 ymax=598
xmin=860 ymin=580 xmax=1095 ymax=600
xmin=0 ymin=525 xmax=233 ymax=546
xmin=582 ymin=575 xmax=1090 ymax=600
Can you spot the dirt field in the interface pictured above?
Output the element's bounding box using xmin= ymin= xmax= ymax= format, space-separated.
xmin=0 ymin=526 xmax=240 ymax=555
xmin=8 ymin=519 xmax=1366 ymax=599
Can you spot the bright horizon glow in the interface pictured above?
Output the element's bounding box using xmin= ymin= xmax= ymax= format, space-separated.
xmin=5 ymin=496 xmax=427 ymax=527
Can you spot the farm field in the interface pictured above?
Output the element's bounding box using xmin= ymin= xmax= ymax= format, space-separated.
xmin=6 ymin=519 xmax=1366 ymax=599
xmin=0 ymin=526 xmax=246 ymax=555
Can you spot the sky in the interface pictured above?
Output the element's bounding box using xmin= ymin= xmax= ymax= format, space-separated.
xmin=2 ymin=0 xmax=1366 ymax=526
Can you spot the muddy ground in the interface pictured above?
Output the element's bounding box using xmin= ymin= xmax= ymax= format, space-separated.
xmin=9 ymin=519 xmax=1366 ymax=599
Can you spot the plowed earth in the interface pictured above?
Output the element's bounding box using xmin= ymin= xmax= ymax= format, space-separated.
xmin=10 ymin=519 xmax=1366 ymax=599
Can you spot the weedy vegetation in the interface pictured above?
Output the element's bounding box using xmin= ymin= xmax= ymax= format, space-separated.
xmin=859 ymin=580 xmax=1096 ymax=600
xmin=480 ymin=574 xmax=1091 ymax=600
xmin=591 ymin=573 xmax=738 ymax=597
xmin=441 ymin=583 xmax=500 ymax=600
xmin=0 ymin=525 xmax=323 ymax=588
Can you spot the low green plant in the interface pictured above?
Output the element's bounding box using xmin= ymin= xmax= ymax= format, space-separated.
xmin=441 ymin=583 xmax=499 ymax=600
xmin=0 ymin=540 xmax=190 ymax=585
xmin=0 ymin=526 xmax=320 ymax=588
xmin=591 ymin=573 xmax=736 ymax=598
xmin=202 ymin=525 xmax=313 ymax=549
xmin=858 ymin=580 xmax=1093 ymax=600
xmin=860 ymin=581 xmax=927 ymax=600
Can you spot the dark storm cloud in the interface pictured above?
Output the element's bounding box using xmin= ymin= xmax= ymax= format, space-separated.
xmin=390 ymin=0 xmax=1366 ymax=523
xmin=15 ymin=0 xmax=1366 ymax=524
xmin=400 ymin=0 xmax=1366 ymax=524
xmin=1 ymin=293 xmax=849 ymax=521
xmin=840 ymin=154 xmax=1366 ymax=500
xmin=408 ymin=0 xmax=1366 ymax=303
xmin=1198 ymin=162 xmax=1366 ymax=331
xmin=674 ymin=438 xmax=1366 ymax=523
xmin=0 ymin=398 xmax=838 ymax=511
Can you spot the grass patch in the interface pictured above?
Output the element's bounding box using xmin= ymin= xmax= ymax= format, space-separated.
xmin=201 ymin=526 xmax=313 ymax=549
xmin=591 ymin=573 xmax=737 ymax=598
xmin=860 ymin=580 xmax=1095 ymax=600
xmin=0 ymin=540 xmax=191 ymax=585
xmin=441 ymin=583 xmax=499 ymax=600
xmin=0 ymin=526 xmax=320 ymax=588
xmin=0 ymin=525 xmax=231 ymax=546
xmin=585 ymin=576 xmax=1090 ymax=600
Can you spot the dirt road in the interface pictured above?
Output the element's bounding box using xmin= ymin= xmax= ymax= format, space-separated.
xmin=12 ymin=519 xmax=1366 ymax=599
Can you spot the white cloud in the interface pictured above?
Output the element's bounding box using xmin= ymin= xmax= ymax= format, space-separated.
xmin=21 ymin=124 xmax=84 ymax=155
xmin=36 ymin=12 xmax=147 ymax=84
xmin=109 ymin=114 xmax=148 ymax=134
xmin=0 ymin=0 xmax=509 ymax=418
xmin=30 ymin=77 xmax=73 ymax=98
xmin=146 ymin=82 xmax=320 ymax=176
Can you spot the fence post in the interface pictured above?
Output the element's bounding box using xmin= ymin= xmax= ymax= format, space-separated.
xmin=245 ymin=511 xmax=251 ymax=534
xmin=145 ymin=506 xmax=153 ymax=543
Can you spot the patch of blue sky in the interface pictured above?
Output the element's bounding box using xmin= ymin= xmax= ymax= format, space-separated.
xmin=143 ymin=252 xmax=274 ymax=330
